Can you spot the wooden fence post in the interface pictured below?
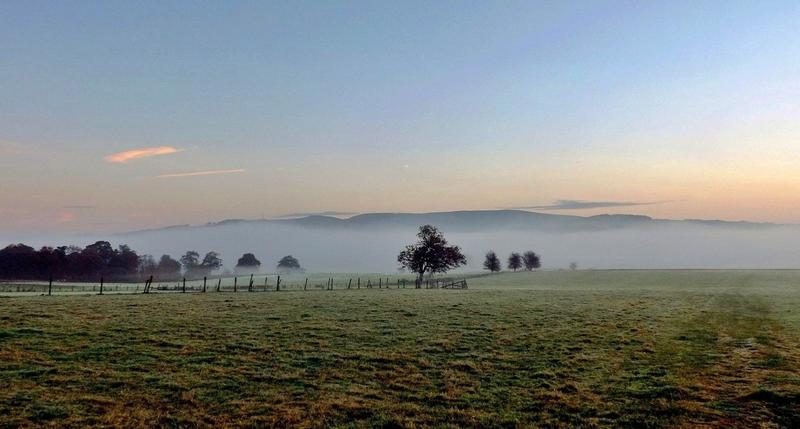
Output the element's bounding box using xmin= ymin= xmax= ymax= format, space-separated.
xmin=348 ymin=278 xmax=352 ymax=289
xmin=249 ymin=274 xmax=254 ymax=292
xmin=379 ymin=278 xmax=382 ymax=289
xmin=182 ymin=277 xmax=186 ymax=293
xmin=357 ymin=277 xmax=360 ymax=289
xmin=48 ymin=276 xmax=53 ymax=296
xmin=264 ymin=276 xmax=269 ymax=291
xmin=99 ymin=276 xmax=104 ymax=295
xmin=304 ymin=278 xmax=308 ymax=290
xmin=203 ymin=277 xmax=207 ymax=293
xmin=276 ymin=275 xmax=281 ymax=291
xmin=217 ymin=278 xmax=221 ymax=292
xmin=234 ymin=277 xmax=238 ymax=292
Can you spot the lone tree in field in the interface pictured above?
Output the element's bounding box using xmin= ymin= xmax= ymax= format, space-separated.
xmin=523 ymin=251 xmax=541 ymax=271
xmin=277 ymin=255 xmax=302 ymax=273
xmin=397 ymin=224 xmax=467 ymax=283
xmin=507 ymin=252 xmax=522 ymax=271
xmin=483 ymin=251 xmax=501 ymax=273
xmin=236 ymin=253 xmax=261 ymax=273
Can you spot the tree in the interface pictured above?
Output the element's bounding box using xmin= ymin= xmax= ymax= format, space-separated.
xmin=157 ymin=254 xmax=181 ymax=280
xmin=0 ymin=241 xmax=150 ymax=281
xmin=107 ymin=244 xmax=139 ymax=279
xmin=180 ymin=251 xmax=201 ymax=274
xmin=397 ymin=225 xmax=467 ymax=283
xmin=138 ymin=254 xmax=158 ymax=278
xmin=483 ymin=251 xmax=501 ymax=273
xmin=178 ymin=250 xmax=221 ymax=278
xmin=73 ymin=246 xmax=106 ymax=280
xmin=507 ymin=252 xmax=522 ymax=271
xmin=277 ymin=255 xmax=302 ymax=273
xmin=0 ymin=244 xmax=38 ymax=279
xmin=236 ymin=253 xmax=261 ymax=270
xmin=569 ymin=262 xmax=578 ymax=271
xmin=201 ymin=251 xmax=223 ymax=272
xmin=523 ymin=251 xmax=541 ymax=271
xmin=84 ymin=241 xmax=115 ymax=266
xmin=36 ymin=246 xmax=67 ymax=279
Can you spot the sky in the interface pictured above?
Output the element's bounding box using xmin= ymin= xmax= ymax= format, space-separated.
xmin=2 ymin=1 xmax=800 ymax=237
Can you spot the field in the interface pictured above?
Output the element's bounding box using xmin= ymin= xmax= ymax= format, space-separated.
xmin=2 ymin=270 xmax=800 ymax=428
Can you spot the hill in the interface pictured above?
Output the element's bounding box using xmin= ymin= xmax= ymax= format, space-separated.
xmin=102 ymin=210 xmax=800 ymax=272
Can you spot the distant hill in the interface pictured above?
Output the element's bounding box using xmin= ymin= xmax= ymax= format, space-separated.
xmin=118 ymin=209 xmax=782 ymax=236
xmin=108 ymin=210 xmax=797 ymax=272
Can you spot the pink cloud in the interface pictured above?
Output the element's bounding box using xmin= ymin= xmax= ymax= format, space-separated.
xmin=104 ymin=146 xmax=182 ymax=163
xmin=56 ymin=211 xmax=76 ymax=223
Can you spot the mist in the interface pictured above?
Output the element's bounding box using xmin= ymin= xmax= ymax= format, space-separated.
xmin=7 ymin=212 xmax=800 ymax=273
xmin=93 ymin=222 xmax=800 ymax=272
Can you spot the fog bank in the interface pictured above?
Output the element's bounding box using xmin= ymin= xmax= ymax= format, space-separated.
xmin=111 ymin=223 xmax=800 ymax=272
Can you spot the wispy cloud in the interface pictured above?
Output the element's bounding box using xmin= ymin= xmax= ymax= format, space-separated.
xmin=155 ymin=169 xmax=245 ymax=179
xmin=105 ymin=146 xmax=183 ymax=163
xmin=274 ymin=211 xmax=356 ymax=219
xmin=62 ymin=205 xmax=95 ymax=209
xmin=508 ymin=199 xmax=670 ymax=211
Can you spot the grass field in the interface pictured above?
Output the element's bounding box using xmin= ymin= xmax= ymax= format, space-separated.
xmin=2 ymin=270 xmax=800 ymax=428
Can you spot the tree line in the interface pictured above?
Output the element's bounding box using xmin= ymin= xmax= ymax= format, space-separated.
xmin=0 ymin=241 xmax=303 ymax=281
xmin=483 ymin=250 xmax=541 ymax=273
xmin=397 ymin=225 xmax=542 ymax=281
xmin=1 ymin=225 xmax=535 ymax=282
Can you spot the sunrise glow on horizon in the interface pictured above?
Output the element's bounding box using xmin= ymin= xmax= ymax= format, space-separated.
xmin=2 ymin=1 xmax=800 ymax=237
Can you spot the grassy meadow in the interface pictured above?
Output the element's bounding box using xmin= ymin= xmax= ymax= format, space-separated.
xmin=2 ymin=270 xmax=800 ymax=427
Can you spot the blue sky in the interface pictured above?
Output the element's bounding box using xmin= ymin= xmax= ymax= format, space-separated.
xmin=2 ymin=1 xmax=800 ymax=234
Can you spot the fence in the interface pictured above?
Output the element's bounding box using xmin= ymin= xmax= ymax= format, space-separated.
xmin=0 ymin=274 xmax=468 ymax=296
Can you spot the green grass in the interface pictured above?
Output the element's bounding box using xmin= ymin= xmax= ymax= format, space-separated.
xmin=2 ymin=270 xmax=800 ymax=427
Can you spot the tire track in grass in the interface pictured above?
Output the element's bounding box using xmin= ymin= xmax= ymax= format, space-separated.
xmin=666 ymin=293 xmax=800 ymax=427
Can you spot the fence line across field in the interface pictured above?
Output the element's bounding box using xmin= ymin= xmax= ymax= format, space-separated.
xmin=0 ymin=274 xmax=468 ymax=296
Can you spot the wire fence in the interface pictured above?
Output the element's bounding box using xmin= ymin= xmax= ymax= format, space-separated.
xmin=0 ymin=274 xmax=468 ymax=296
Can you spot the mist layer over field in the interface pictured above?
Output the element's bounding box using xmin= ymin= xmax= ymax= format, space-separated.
xmin=6 ymin=210 xmax=800 ymax=273
xmin=106 ymin=222 xmax=800 ymax=272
